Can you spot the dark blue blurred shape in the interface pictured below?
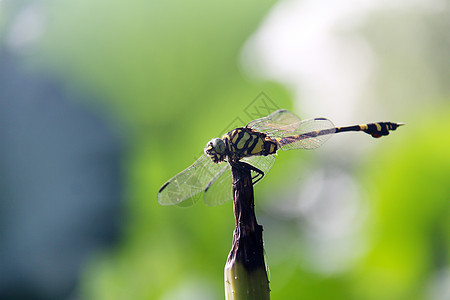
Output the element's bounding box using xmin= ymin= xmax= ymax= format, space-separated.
xmin=0 ymin=50 xmax=124 ymax=299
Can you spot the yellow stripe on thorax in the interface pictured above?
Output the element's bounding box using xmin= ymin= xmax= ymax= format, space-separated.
xmin=250 ymin=137 xmax=265 ymax=154
xmin=269 ymin=143 xmax=276 ymax=154
xmin=231 ymin=131 xmax=240 ymax=144
xmin=236 ymin=131 xmax=251 ymax=149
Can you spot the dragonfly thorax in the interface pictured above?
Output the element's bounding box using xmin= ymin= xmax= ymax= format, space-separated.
xmin=205 ymin=127 xmax=278 ymax=164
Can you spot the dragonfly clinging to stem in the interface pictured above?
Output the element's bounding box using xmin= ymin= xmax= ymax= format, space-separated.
xmin=158 ymin=109 xmax=403 ymax=206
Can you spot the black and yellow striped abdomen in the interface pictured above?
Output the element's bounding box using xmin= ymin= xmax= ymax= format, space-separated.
xmin=272 ymin=119 xmax=403 ymax=151
xmin=224 ymin=127 xmax=277 ymax=162
xmin=336 ymin=122 xmax=402 ymax=138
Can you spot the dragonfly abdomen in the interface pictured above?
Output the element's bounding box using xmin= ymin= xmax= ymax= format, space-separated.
xmin=275 ymin=128 xmax=336 ymax=148
xmin=272 ymin=120 xmax=403 ymax=150
xmin=336 ymin=122 xmax=403 ymax=138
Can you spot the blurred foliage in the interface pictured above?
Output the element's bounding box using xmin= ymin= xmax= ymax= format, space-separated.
xmin=352 ymin=107 xmax=450 ymax=300
xmin=2 ymin=0 xmax=449 ymax=299
xmin=360 ymin=7 xmax=450 ymax=114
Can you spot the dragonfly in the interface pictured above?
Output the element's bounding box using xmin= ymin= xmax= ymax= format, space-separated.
xmin=158 ymin=109 xmax=403 ymax=207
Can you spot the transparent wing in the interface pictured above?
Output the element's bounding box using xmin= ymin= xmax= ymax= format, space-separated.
xmin=204 ymin=164 xmax=232 ymax=206
xmin=274 ymin=117 xmax=336 ymax=150
xmin=204 ymin=155 xmax=277 ymax=206
xmin=242 ymin=155 xmax=277 ymax=179
xmin=157 ymin=154 xmax=227 ymax=206
xmin=247 ymin=109 xmax=302 ymax=136
xmin=248 ymin=110 xmax=336 ymax=151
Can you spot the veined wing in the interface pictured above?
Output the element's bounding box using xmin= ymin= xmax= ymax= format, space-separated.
xmin=247 ymin=110 xmax=336 ymax=150
xmin=242 ymin=155 xmax=276 ymax=177
xmin=204 ymin=155 xmax=277 ymax=206
xmin=247 ymin=109 xmax=302 ymax=136
xmin=158 ymin=154 xmax=227 ymax=206
xmin=204 ymin=164 xmax=232 ymax=206
xmin=273 ymin=117 xmax=336 ymax=150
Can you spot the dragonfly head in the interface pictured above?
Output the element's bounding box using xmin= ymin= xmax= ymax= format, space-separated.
xmin=204 ymin=138 xmax=226 ymax=163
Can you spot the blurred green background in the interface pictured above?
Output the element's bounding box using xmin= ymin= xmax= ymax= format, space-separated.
xmin=0 ymin=0 xmax=449 ymax=299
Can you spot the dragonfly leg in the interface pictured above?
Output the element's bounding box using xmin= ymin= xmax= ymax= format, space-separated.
xmin=230 ymin=161 xmax=265 ymax=185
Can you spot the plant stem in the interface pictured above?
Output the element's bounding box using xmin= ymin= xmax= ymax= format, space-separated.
xmin=224 ymin=162 xmax=270 ymax=300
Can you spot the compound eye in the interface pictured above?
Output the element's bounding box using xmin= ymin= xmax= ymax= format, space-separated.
xmin=211 ymin=138 xmax=225 ymax=154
